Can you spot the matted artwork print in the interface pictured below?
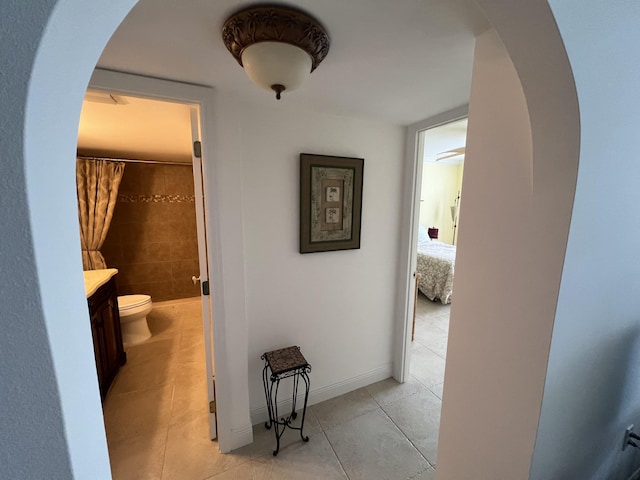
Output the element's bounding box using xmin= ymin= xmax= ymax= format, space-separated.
xmin=299 ymin=154 xmax=364 ymax=253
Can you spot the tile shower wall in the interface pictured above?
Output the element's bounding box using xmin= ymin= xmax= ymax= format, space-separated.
xmin=101 ymin=162 xmax=200 ymax=301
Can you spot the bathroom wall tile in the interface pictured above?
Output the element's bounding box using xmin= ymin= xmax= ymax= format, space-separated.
xmin=117 ymin=167 xmax=142 ymax=195
xmin=170 ymin=239 xmax=199 ymax=261
xmin=118 ymin=222 xmax=168 ymax=246
xmin=119 ymin=261 xmax=173 ymax=285
xmin=171 ymin=260 xmax=200 ymax=297
xmin=101 ymin=243 xmax=124 ymax=267
xmin=166 ymin=202 xmax=197 ymax=223
xmin=172 ymin=280 xmax=202 ymax=298
xmin=171 ymin=258 xmax=199 ymax=278
xmin=105 ymin=161 xmax=199 ymax=302
xmin=106 ymin=209 xmax=125 ymax=231
xmin=115 ymin=202 xmax=148 ymax=225
xmin=166 ymin=220 xmax=195 ymax=237
xmin=121 ymin=242 xmax=172 ymax=265
xmin=123 ymin=162 xmax=148 ymax=180
xmin=103 ymin=221 xmax=123 ymax=245
xmin=145 ymin=202 xmax=171 ymax=225
xmin=139 ymin=168 xmax=166 ymax=195
xmin=164 ymin=173 xmax=195 ymax=195
xmin=122 ymin=280 xmax=173 ymax=301
xmin=162 ymin=164 xmax=193 ymax=177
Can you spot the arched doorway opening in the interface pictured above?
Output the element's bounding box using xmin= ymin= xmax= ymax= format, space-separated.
xmin=18 ymin=1 xmax=579 ymax=478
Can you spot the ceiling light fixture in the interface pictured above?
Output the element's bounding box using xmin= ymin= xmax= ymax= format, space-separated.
xmin=222 ymin=4 xmax=330 ymax=100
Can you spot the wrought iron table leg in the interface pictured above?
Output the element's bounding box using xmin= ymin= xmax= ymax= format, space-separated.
xmin=298 ymin=371 xmax=310 ymax=442
xmin=262 ymin=363 xmax=273 ymax=430
xmin=272 ymin=378 xmax=282 ymax=456
xmin=261 ymin=347 xmax=312 ymax=456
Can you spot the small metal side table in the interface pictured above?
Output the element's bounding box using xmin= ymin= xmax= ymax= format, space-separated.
xmin=261 ymin=345 xmax=311 ymax=456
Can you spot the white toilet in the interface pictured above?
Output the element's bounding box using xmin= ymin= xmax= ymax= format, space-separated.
xmin=117 ymin=295 xmax=153 ymax=346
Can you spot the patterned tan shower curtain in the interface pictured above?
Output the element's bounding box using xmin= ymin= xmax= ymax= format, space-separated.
xmin=76 ymin=158 xmax=125 ymax=270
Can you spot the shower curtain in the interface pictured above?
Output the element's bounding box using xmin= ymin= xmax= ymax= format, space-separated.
xmin=76 ymin=158 xmax=125 ymax=270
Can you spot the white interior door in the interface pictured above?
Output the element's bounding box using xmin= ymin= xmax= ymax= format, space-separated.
xmin=189 ymin=107 xmax=217 ymax=440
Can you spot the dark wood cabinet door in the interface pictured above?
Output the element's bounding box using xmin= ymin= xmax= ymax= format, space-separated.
xmin=88 ymin=276 xmax=126 ymax=401
xmin=90 ymin=311 xmax=106 ymax=395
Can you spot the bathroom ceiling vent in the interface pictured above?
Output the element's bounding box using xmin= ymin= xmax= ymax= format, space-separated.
xmin=84 ymin=90 xmax=129 ymax=106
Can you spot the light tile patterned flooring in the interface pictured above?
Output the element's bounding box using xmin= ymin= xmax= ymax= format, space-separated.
xmin=104 ymin=294 xmax=449 ymax=480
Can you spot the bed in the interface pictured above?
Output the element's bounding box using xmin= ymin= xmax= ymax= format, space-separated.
xmin=416 ymin=227 xmax=456 ymax=304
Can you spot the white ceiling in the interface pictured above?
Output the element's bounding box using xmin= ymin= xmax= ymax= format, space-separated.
xmin=77 ymin=93 xmax=193 ymax=162
xmin=423 ymin=117 xmax=468 ymax=164
xmin=80 ymin=0 xmax=489 ymax=160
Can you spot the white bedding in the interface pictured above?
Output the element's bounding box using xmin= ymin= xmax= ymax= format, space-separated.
xmin=416 ymin=240 xmax=456 ymax=304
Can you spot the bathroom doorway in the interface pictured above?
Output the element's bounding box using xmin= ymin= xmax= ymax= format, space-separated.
xmin=76 ymin=71 xmax=221 ymax=451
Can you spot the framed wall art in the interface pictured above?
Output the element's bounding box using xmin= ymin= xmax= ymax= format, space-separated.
xmin=299 ymin=153 xmax=364 ymax=253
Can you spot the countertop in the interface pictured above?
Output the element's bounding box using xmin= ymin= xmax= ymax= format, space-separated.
xmin=83 ymin=268 xmax=118 ymax=298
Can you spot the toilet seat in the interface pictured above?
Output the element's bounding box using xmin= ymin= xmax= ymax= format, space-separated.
xmin=118 ymin=294 xmax=151 ymax=312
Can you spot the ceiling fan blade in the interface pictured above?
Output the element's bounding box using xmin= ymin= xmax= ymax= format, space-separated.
xmin=436 ymin=146 xmax=465 ymax=161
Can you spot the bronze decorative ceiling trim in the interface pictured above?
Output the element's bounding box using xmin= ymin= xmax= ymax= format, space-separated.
xmin=222 ymin=4 xmax=330 ymax=72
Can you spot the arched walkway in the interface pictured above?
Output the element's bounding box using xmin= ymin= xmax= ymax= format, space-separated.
xmin=6 ymin=0 xmax=580 ymax=478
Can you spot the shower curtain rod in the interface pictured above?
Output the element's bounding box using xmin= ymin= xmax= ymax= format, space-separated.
xmin=76 ymin=155 xmax=192 ymax=166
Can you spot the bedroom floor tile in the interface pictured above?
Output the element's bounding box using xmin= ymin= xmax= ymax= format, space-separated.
xmin=424 ymin=314 xmax=451 ymax=334
xmin=251 ymin=431 xmax=349 ymax=480
xmin=365 ymin=376 xmax=426 ymax=406
xmin=324 ymin=408 xmax=430 ymax=480
xmin=412 ymin=467 xmax=437 ymax=480
xmin=382 ymin=389 xmax=442 ymax=465
xmin=416 ymin=297 xmax=450 ymax=316
xmin=427 ymin=382 xmax=444 ymax=400
xmin=311 ymin=387 xmax=379 ymax=430
xmin=410 ymin=345 xmax=446 ymax=387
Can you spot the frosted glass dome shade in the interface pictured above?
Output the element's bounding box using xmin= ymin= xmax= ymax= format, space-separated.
xmin=241 ymin=42 xmax=313 ymax=98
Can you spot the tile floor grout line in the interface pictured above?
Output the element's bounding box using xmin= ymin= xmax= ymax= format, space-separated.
xmin=159 ymin=316 xmax=186 ymax=480
xmin=307 ymin=407 xmax=352 ymax=479
xmin=319 ymin=423 xmax=352 ymax=479
xmin=158 ymin=384 xmax=176 ymax=480
xmin=377 ymin=400 xmax=435 ymax=469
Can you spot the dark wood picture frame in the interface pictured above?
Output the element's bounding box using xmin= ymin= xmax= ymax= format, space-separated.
xmin=300 ymin=153 xmax=364 ymax=253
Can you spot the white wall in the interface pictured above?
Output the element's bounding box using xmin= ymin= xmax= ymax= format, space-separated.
xmin=1 ymin=1 xmax=139 ymax=478
xmin=225 ymin=103 xmax=405 ymax=417
xmin=436 ymin=24 xmax=578 ymax=478
xmin=0 ymin=1 xmax=76 ymax=478
xmin=531 ymin=2 xmax=640 ymax=479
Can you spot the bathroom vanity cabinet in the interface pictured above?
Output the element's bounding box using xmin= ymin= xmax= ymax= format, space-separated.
xmin=87 ymin=273 xmax=126 ymax=400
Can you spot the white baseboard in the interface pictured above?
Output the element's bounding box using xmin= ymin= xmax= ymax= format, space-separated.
xmin=249 ymin=362 xmax=393 ymax=425
xmin=229 ymin=423 xmax=254 ymax=451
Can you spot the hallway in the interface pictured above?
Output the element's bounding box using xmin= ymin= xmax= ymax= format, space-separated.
xmin=104 ymin=295 xmax=449 ymax=479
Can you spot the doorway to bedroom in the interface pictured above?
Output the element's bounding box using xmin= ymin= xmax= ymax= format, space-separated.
xmin=406 ymin=116 xmax=468 ymax=465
